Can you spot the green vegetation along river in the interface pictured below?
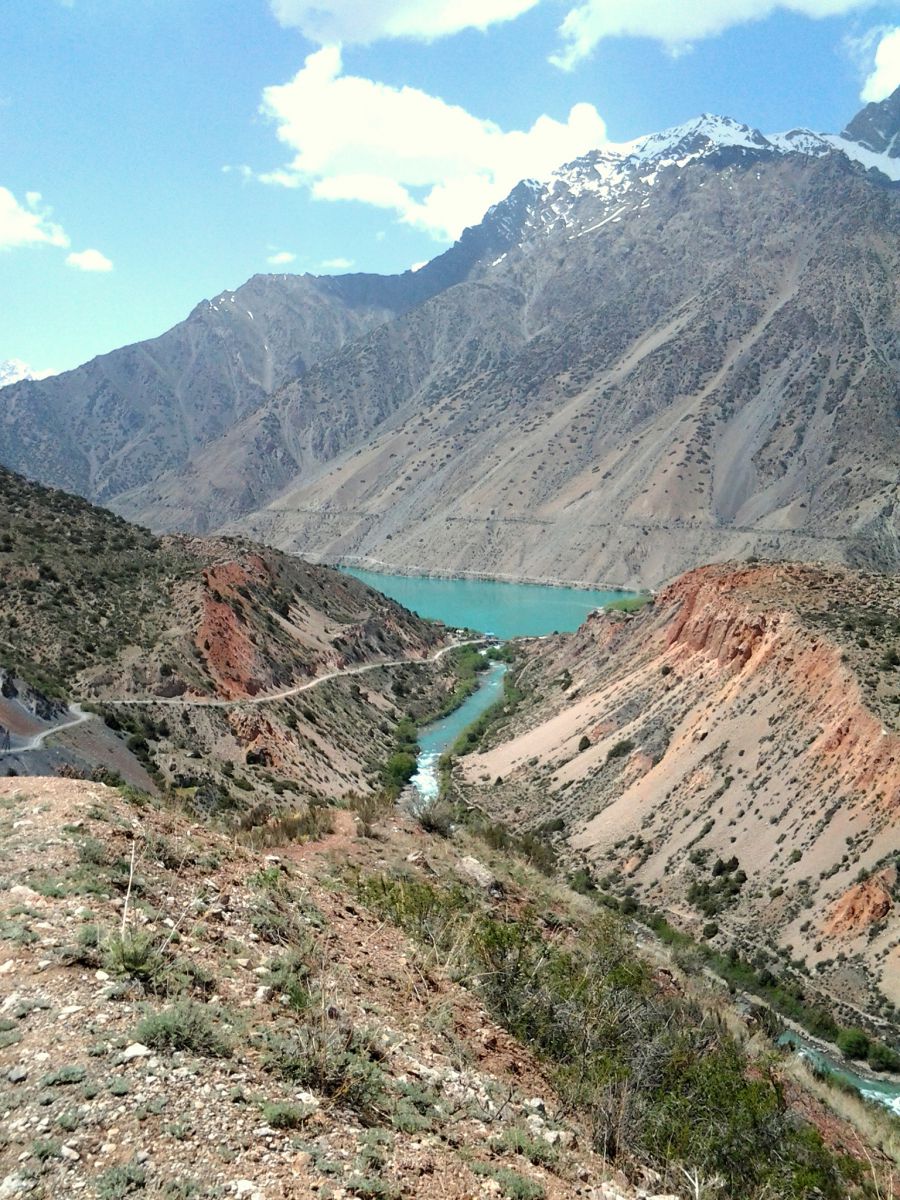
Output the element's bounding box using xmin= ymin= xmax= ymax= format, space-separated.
xmin=343 ymin=568 xmax=634 ymax=639
xmin=411 ymin=659 xmax=507 ymax=802
xmin=779 ymin=1031 xmax=900 ymax=1116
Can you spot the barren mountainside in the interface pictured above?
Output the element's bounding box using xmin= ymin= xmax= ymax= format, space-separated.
xmin=1 ymin=93 xmax=899 ymax=587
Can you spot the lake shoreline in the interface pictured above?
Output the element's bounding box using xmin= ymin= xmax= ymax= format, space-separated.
xmin=331 ymin=554 xmax=642 ymax=596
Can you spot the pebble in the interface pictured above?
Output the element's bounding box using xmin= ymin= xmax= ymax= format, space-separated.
xmin=60 ymin=1146 xmax=80 ymax=1162
xmin=122 ymin=1043 xmax=152 ymax=1061
xmin=7 ymin=1067 xmax=27 ymax=1084
xmin=0 ymin=961 xmax=15 ymax=976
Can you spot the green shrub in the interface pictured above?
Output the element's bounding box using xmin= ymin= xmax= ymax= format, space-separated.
xmin=355 ymin=870 xmax=849 ymax=1199
xmin=867 ymin=1041 xmax=900 ymax=1072
xmin=264 ymin=1022 xmax=385 ymax=1117
xmin=472 ymin=1163 xmax=545 ymax=1199
xmin=836 ymin=1028 xmax=870 ymax=1060
xmin=494 ymin=1126 xmax=558 ymax=1166
xmin=606 ymin=739 xmax=634 ymax=761
xmin=41 ymin=1065 xmax=86 ymax=1087
xmin=134 ymin=1001 xmax=231 ymax=1058
xmin=95 ymin=1163 xmax=146 ymax=1198
xmin=103 ymin=931 xmax=166 ymax=988
xmin=259 ymin=1101 xmax=314 ymax=1129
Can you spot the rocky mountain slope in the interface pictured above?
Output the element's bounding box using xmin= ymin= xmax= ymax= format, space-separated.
xmin=1 ymin=774 xmax=891 ymax=1199
xmin=0 ymin=466 xmax=457 ymax=822
xmin=0 ymin=192 xmax=533 ymax=523
xmin=4 ymin=90 xmax=900 ymax=588
xmin=456 ymin=563 xmax=900 ymax=1029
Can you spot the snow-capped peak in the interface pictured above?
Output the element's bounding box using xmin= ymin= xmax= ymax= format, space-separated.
xmin=525 ymin=103 xmax=900 ymax=243
xmin=625 ymin=113 xmax=771 ymax=162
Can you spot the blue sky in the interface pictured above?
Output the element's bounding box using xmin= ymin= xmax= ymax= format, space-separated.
xmin=2 ymin=0 xmax=899 ymax=375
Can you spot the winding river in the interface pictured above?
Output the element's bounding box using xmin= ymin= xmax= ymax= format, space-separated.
xmin=410 ymin=659 xmax=507 ymax=803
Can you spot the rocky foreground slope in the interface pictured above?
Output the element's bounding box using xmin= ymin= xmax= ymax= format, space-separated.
xmin=459 ymin=563 xmax=900 ymax=1026
xmin=1 ymin=774 xmax=892 ymax=1200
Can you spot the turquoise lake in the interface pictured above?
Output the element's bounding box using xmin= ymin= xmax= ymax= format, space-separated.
xmin=344 ymin=568 xmax=632 ymax=639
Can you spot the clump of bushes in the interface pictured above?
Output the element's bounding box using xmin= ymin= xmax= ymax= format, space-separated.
xmin=355 ymin=870 xmax=851 ymax=1199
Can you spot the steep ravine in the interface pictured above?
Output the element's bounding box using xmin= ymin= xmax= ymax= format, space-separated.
xmin=459 ymin=563 xmax=900 ymax=1020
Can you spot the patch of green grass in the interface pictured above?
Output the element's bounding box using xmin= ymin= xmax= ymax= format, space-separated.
xmin=602 ymin=593 xmax=652 ymax=614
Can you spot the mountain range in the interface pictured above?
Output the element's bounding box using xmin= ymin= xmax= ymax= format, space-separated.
xmin=2 ymin=88 xmax=899 ymax=587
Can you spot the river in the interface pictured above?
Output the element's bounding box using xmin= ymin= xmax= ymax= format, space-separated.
xmin=410 ymin=658 xmax=507 ymax=803
xmin=347 ymin=570 xmax=629 ymax=801
xmin=344 ymin=568 xmax=632 ymax=639
xmin=778 ymin=1031 xmax=900 ymax=1117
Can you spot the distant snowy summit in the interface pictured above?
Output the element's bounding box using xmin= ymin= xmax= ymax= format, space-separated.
xmin=0 ymin=359 xmax=56 ymax=388
xmin=477 ymin=87 xmax=900 ymax=249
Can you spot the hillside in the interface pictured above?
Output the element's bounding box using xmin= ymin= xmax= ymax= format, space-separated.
xmin=0 ymin=190 xmax=535 ymax=518
xmin=454 ymin=562 xmax=900 ymax=1033
xmin=0 ymin=466 xmax=457 ymax=824
xmin=1 ymin=774 xmax=894 ymax=1200
xmin=226 ymin=147 xmax=900 ymax=587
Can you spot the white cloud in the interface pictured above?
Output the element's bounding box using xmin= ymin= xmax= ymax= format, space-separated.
xmin=259 ymin=46 xmax=607 ymax=239
xmin=550 ymin=1 xmax=882 ymax=69
xmin=321 ymin=256 xmax=355 ymax=269
xmin=267 ymin=249 xmax=297 ymax=264
xmin=66 ymin=248 xmax=113 ymax=272
xmin=861 ymin=26 xmax=900 ymax=101
xmin=268 ymin=0 xmax=539 ymax=44
xmin=0 ymin=187 xmax=69 ymax=251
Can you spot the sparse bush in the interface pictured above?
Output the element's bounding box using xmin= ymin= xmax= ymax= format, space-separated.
xmin=417 ymin=800 xmax=454 ymax=837
xmin=95 ymin=1162 xmax=147 ymax=1198
xmin=472 ymin=1163 xmax=545 ymax=1199
xmin=264 ymin=1021 xmax=386 ymax=1117
xmin=135 ymin=1001 xmax=231 ymax=1058
xmin=259 ymin=1101 xmax=314 ymax=1129
xmin=103 ymin=930 xmax=165 ymax=988
xmin=606 ymin=739 xmax=634 ymax=762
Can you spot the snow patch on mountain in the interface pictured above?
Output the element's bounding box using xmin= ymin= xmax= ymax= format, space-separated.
xmin=0 ymin=359 xmax=57 ymax=389
xmin=523 ymin=109 xmax=900 ymax=242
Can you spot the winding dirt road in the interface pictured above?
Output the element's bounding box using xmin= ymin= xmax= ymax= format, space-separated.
xmin=0 ymin=705 xmax=92 ymax=758
xmin=92 ymin=638 xmax=486 ymax=710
